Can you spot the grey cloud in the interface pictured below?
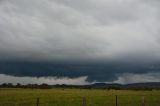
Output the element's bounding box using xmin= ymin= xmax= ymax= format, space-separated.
xmin=0 ymin=74 xmax=89 ymax=85
xmin=1 ymin=72 xmax=160 ymax=85
xmin=113 ymin=72 xmax=160 ymax=84
xmin=0 ymin=0 xmax=109 ymax=62
xmin=0 ymin=62 xmax=160 ymax=82
xmin=0 ymin=0 xmax=160 ymax=63
xmin=0 ymin=0 xmax=160 ymax=82
xmin=54 ymin=0 xmax=151 ymax=24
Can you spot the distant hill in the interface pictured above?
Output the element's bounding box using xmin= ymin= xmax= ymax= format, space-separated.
xmin=52 ymin=82 xmax=160 ymax=90
xmin=89 ymin=82 xmax=160 ymax=89
xmin=125 ymin=82 xmax=160 ymax=90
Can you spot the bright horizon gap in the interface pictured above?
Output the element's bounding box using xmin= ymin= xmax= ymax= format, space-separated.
xmin=1 ymin=72 xmax=160 ymax=85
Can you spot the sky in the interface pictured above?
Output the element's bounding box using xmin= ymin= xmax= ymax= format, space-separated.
xmin=0 ymin=0 xmax=160 ymax=84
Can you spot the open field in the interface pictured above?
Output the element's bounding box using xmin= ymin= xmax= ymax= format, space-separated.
xmin=0 ymin=88 xmax=160 ymax=106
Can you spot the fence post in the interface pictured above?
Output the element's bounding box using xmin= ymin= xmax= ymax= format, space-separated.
xmin=141 ymin=96 xmax=145 ymax=106
xmin=36 ymin=98 xmax=40 ymax=106
xmin=115 ymin=95 xmax=118 ymax=106
xmin=82 ymin=97 xmax=86 ymax=106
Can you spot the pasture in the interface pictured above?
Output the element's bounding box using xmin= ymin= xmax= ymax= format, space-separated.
xmin=0 ymin=88 xmax=160 ymax=106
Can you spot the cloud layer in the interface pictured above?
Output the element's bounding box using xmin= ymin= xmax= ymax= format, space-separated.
xmin=113 ymin=72 xmax=160 ymax=84
xmin=0 ymin=0 xmax=160 ymax=62
xmin=1 ymin=72 xmax=160 ymax=85
xmin=0 ymin=0 xmax=160 ymax=83
xmin=0 ymin=74 xmax=89 ymax=85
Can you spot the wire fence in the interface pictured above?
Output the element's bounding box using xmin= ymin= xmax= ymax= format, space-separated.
xmin=0 ymin=95 xmax=160 ymax=106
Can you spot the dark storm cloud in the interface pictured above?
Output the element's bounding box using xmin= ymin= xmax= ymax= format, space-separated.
xmin=0 ymin=61 xmax=160 ymax=82
xmin=0 ymin=0 xmax=160 ymax=83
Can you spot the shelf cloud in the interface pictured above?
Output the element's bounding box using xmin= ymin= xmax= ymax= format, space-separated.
xmin=0 ymin=0 xmax=160 ymax=83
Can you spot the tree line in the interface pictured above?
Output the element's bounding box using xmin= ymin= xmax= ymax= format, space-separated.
xmin=0 ymin=82 xmax=160 ymax=90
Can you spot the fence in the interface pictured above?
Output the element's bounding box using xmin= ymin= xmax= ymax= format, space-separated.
xmin=1 ymin=95 xmax=160 ymax=106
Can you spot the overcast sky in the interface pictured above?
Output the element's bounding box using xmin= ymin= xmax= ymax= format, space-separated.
xmin=0 ymin=0 xmax=160 ymax=84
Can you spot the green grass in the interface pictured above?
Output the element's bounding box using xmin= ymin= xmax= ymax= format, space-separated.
xmin=0 ymin=88 xmax=160 ymax=106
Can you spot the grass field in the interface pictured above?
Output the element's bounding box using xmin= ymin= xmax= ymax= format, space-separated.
xmin=0 ymin=88 xmax=160 ymax=106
